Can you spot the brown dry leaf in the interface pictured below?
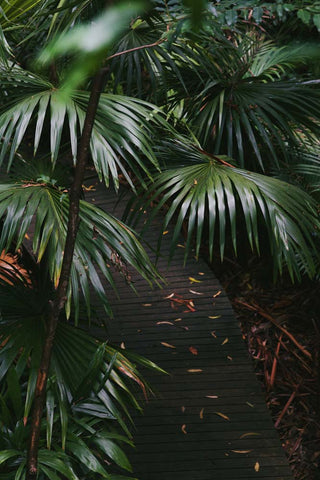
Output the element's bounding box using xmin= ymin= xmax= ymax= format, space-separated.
xmin=181 ymin=406 xmax=185 ymax=413
xmin=206 ymin=395 xmax=218 ymax=399
xmin=177 ymin=244 xmax=185 ymax=248
xmin=210 ymin=331 xmax=217 ymax=338
xmin=163 ymin=230 xmax=169 ymax=235
xmin=214 ymin=412 xmax=230 ymax=421
xmin=25 ymin=233 xmax=30 ymax=240
xmin=156 ymin=321 xmax=174 ymax=326
xmin=164 ymin=293 xmax=175 ymax=299
xmin=187 ymin=369 xmax=202 ymax=373
xmin=208 ymin=315 xmax=221 ymax=319
xmin=189 ymin=346 xmax=198 ymax=355
xmin=231 ymin=450 xmax=252 ymax=454
xmin=200 ymin=408 xmax=204 ymax=419
xmin=142 ymin=303 xmax=152 ymax=307
xmin=213 ymin=290 xmax=222 ymax=298
xmin=198 ymin=272 xmax=205 ymax=275
xmin=227 ymin=355 xmax=233 ymax=361
xmin=254 ymin=462 xmax=260 ymax=472
xmin=240 ymin=433 xmax=261 ymax=439
xmin=120 ymin=342 xmax=125 ymax=349
xmin=174 ymin=318 xmax=182 ymax=322
xmin=189 ymin=289 xmax=203 ymax=295
xmin=221 ymin=337 xmax=229 ymax=345
xmin=161 ymin=342 xmax=176 ymax=349
xmin=181 ymin=424 xmax=187 ymax=434
xmin=189 ymin=277 xmax=202 ymax=283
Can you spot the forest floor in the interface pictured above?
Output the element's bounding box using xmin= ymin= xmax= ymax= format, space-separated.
xmin=212 ymin=255 xmax=320 ymax=480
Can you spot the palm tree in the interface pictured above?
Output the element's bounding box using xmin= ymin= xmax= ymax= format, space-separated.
xmin=0 ymin=0 xmax=319 ymax=478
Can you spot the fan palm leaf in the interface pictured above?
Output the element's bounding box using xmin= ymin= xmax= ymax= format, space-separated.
xmin=0 ymin=67 xmax=163 ymax=188
xmin=0 ymin=177 xmax=161 ymax=320
xmin=166 ymin=37 xmax=320 ymax=169
xmin=127 ymin=141 xmax=319 ymax=279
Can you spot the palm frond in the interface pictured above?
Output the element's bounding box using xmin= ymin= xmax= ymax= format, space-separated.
xmin=166 ymin=38 xmax=320 ymax=169
xmin=127 ymin=141 xmax=319 ymax=279
xmin=0 ymin=178 xmax=161 ymax=320
xmin=0 ymin=68 xmax=163 ymax=188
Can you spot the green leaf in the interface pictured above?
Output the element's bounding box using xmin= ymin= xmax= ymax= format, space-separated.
xmin=297 ymin=9 xmax=311 ymax=24
xmin=93 ymin=436 xmax=133 ymax=472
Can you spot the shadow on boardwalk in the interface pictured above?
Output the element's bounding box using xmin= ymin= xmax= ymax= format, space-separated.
xmin=86 ymin=178 xmax=293 ymax=480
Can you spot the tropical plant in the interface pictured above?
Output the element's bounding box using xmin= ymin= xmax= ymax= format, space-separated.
xmin=0 ymin=0 xmax=319 ymax=479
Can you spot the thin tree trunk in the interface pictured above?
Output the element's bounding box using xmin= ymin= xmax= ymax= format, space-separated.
xmin=26 ymin=69 xmax=106 ymax=479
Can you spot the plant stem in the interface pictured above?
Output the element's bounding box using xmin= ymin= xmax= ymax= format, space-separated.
xmin=26 ymin=69 xmax=106 ymax=479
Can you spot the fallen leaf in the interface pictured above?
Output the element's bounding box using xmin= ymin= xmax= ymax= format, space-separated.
xmin=24 ymin=233 xmax=30 ymax=240
xmin=210 ymin=331 xmax=217 ymax=338
xmin=206 ymin=395 xmax=218 ymax=399
xmin=189 ymin=289 xmax=203 ymax=295
xmin=208 ymin=315 xmax=221 ymax=319
xmin=200 ymin=408 xmax=204 ymax=419
xmin=142 ymin=303 xmax=152 ymax=307
xmin=189 ymin=300 xmax=195 ymax=307
xmin=189 ymin=346 xmax=198 ymax=355
xmin=174 ymin=318 xmax=182 ymax=322
xmin=181 ymin=406 xmax=185 ymax=413
xmin=231 ymin=450 xmax=252 ymax=454
xmin=221 ymin=337 xmax=229 ymax=345
xmin=163 ymin=230 xmax=169 ymax=235
xmin=246 ymin=402 xmax=255 ymax=408
xmin=120 ymin=342 xmax=125 ymax=349
xmin=213 ymin=290 xmax=222 ymax=298
xmin=189 ymin=277 xmax=202 ymax=283
xmin=198 ymin=272 xmax=205 ymax=275
xmin=181 ymin=424 xmax=187 ymax=434
xmin=227 ymin=355 xmax=233 ymax=361
xmin=156 ymin=321 xmax=174 ymax=326
xmin=240 ymin=433 xmax=261 ymax=439
xmin=177 ymin=244 xmax=185 ymax=248
xmin=187 ymin=369 xmax=202 ymax=373
xmin=164 ymin=293 xmax=175 ymax=299
xmin=214 ymin=412 xmax=230 ymax=421
xmin=161 ymin=342 xmax=176 ymax=349
xmin=254 ymin=462 xmax=260 ymax=472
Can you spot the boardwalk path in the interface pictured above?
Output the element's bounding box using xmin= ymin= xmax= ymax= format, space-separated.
xmin=86 ymin=179 xmax=293 ymax=480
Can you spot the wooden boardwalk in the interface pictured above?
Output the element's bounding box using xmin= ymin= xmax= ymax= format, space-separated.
xmin=86 ymin=179 xmax=293 ymax=480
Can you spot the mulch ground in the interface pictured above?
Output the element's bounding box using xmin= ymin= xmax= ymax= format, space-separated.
xmin=212 ymin=255 xmax=320 ymax=480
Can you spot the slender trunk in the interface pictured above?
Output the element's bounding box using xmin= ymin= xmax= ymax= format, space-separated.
xmin=26 ymin=69 xmax=106 ymax=479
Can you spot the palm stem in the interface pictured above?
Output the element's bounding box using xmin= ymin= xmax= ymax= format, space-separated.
xmin=26 ymin=68 xmax=106 ymax=479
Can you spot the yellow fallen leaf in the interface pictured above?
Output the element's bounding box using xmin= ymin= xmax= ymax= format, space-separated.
xmin=24 ymin=233 xmax=30 ymax=240
xmin=213 ymin=290 xmax=222 ymax=298
xmin=177 ymin=244 xmax=185 ymax=248
xmin=174 ymin=318 xmax=182 ymax=322
xmin=231 ymin=450 xmax=252 ymax=454
xmin=221 ymin=337 xmax=229 ymax=345
xmin=160 ymin=342 xmax=176 ymax=349
xmin=189 ymin=277 xmax=202 ymax=283
xmin=254 ymin=462 xmax=260 ymax=472
xmin=214 ymin=412 xmax=230 ymax=421
xmin=187 ymin=369 xmax=202 ymax=373
xmin=240 ymin=433 xmax=261 ymax=439
xmin=208 ymin=315 xmax=221 ymax=319
xmin=163 ymin=230 xmax=169 ymax=235
xmin=181 ymin=424 xmax=187 ymax=434
xmin=200 ymin=408 xmax=204 ymax=419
